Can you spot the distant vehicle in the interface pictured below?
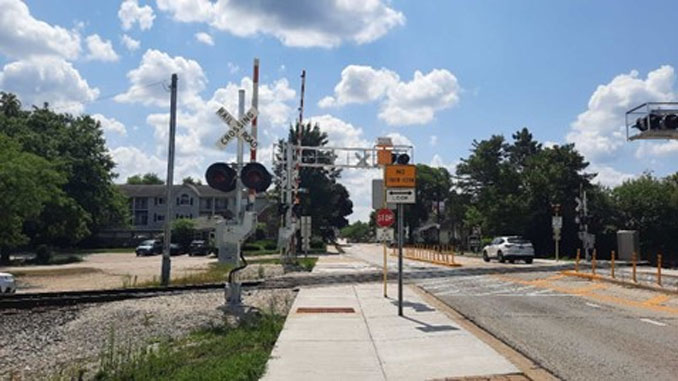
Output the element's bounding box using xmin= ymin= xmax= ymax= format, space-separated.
xmin=188 ymin=240 xmax=210 ymax=256
xmin=483 ymin=236 xmax=534 ymax=264
xmin=169 ymin=243 xmax=183 ymax=256
xmin=0 ymin=272 xmax=16 ymax=294
xmin=135 ymin=239 xmax=162 ymax=256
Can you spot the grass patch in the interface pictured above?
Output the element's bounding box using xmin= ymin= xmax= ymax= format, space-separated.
xmin=12 ymin=267 xmax=101 ymax=277
xmin=90 ymin=313 xmax=285 ymax=381
xmin=136 ymin=263 xmax=234 ymax=288
xmin=248 ymin=257 xmax=317 ymax=272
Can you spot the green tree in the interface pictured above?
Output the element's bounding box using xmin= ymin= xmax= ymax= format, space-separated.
xmin=182 ymin=176 xmax=202 ymax=185
xmin=611 ymin=174 xmax=678 ymax=262
xmin=172 ymin=218 xmax=196 ymax=250
xmin=405 ymin=164 xmax=452 ymax=242
xmin=0 ymin=102 xmax=129 ymax=246
xmin=127 ymin=173 xmax=164 ymax=185
xmin=0 ymin=134 xmax=65 ymax=264
xmin=340 ymin=221 xmax=371 ymax=242
xmin=276 ymin=122 xmax=353 ymax=241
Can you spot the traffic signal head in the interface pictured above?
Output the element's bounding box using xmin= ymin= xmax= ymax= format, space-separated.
xmin=205 ymin=162 xmax=237 ymax=192
xmin=241 ymin=162 xmax=272 ymax=193
xmin=633 ymin=113 xmax=678 ymax=131
xmin=391 ymin=152 xmax=410 ymax=165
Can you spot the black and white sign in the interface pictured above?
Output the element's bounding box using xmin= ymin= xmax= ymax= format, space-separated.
xmin=376 ymin=227 xmax=394 ymax=242
xmin=552 ymin=216 xmax=563 ymax=230
xmin=215 ymin=106 xmax=258 ymax=149
xmin=386 ymin=188 xmax=415 ymax=204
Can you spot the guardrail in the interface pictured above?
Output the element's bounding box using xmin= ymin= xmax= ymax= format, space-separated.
xmin=391 ymin=244 xmax=461 ymax=267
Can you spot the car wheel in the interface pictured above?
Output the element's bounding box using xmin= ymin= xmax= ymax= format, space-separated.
xmin=509 ymin=259 xmax=515 ymax=264
xmin=525 ymin=258 xmax=533 ymax=264
xmin=498 ymin=251 xmax=505 ymax=263
xmin=482 ymin=251 xmax=490 ymax=262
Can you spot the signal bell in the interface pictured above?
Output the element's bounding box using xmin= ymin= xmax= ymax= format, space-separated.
xmin=205 ymin=162 xmax=237 ymax=192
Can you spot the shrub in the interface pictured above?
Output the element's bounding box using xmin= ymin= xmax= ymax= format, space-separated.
xmin=35 ymin=244 xmax=52 ymax=264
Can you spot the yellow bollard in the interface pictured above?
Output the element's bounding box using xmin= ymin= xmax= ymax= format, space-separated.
xmin=632 ymin=251 xmax=637 ymax=283
xmin=657 ymin=252 xmax=662 ymax=287
xmin=575 ymin=249 xmax=581 ymax=272
xmin=610 ymin=250 xmax=615 ymax=279
xmin=592 ymin=249 xmax=597 ymax=275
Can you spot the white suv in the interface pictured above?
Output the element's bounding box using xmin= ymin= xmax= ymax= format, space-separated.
xmin=483 ymin=236 xmax=534 ymax=264
xmin=0 ymin=272 xmax=16 ymax=293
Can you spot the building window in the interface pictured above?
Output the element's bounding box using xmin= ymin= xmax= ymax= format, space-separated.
xmin=215 ymin=198 xmax=227 ymax=209
xmin=134 ymin=211 xmax=148 ymax=226
xmin=154 ymin=197 xmax=164 ymax=206
xmin=157 ymin=214 xmax=164 ymax=221
xmin=177 ymin=194 xmax=190 ymax=205
xmin=134 ymin=197 xmax=148 ymax=210
xmin=200 ymin=198 xmax=212 ymax=210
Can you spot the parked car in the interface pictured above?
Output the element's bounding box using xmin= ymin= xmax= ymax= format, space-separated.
xmin=188 ymin=240 xmax=211 ymax=256
xmin=135 ymin=240 xmax=162 ymax=256
xmin=169 ymin=243 xmax=183 ymax=256
xmin=0 ymin=272 xmax=16 ymax=294
xmin=483 ymin=236 xmax=534 ymax=264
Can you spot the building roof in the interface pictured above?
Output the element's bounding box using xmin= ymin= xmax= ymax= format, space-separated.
xmin=118 ymin=184 xmax=231 ymax=198
xmin=117 ymin=183 xmax=269 ymax=199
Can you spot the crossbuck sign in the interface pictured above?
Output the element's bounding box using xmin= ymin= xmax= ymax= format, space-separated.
xmin=215 ymin=106 xmax=258 ymax=149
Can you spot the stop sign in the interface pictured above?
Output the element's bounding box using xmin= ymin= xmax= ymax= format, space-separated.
xmin=376 ymin=208 xmax=395 ymax=228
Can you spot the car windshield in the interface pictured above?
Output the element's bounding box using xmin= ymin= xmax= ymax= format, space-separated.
xmin=507 ymin=238 xmax=530 ymax=244
xmin=140 ymin=240 xmax=155 ymax=245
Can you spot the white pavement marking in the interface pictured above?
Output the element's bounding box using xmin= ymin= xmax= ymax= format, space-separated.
xmin=585 ymin=302 xmax=601 ymax=308
xmin=640 ymin=318 xmax=667 ymax=327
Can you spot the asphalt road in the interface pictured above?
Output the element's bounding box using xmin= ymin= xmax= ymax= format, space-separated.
xmin=346 ymin=244 xmax=678 ymax=381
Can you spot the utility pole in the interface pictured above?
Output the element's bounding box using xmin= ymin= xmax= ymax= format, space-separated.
xmin=397 ymin=203 xmax=404 ymax=317
xmin=161 ymin=73 xmax=177 ymax=286
xmin=249 ymin=59 xmax=259 ymax=207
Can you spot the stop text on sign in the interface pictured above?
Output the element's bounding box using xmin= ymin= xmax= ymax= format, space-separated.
xmin=376 ymin=208 xmax=395 ymax=228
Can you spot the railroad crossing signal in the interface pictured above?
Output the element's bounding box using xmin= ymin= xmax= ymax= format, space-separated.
xmin=215 ymin=106 xmax=258 ymax=149
xmin=205 ymin=161 xmax=272 ymax=194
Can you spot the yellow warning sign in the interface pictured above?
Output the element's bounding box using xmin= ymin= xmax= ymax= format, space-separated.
xmin=385 ymin=165 xmax=416 ymax=188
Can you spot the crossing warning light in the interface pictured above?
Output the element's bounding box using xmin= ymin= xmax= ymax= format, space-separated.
xmin=205 ymin=162 xmax=237 ymax=192
xmin=241 ymin=162 xmax=272 ymax=193
xmin=391 ymin=153 xmax=410 ymax=165
xmin=206 ymin=162 xmax=272 ymax=193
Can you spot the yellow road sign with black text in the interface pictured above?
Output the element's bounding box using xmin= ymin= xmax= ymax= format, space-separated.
xmin=385 ymin=165 xmax=416 ymax=188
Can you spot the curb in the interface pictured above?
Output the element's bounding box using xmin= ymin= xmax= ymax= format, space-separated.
xmin=561 ymin=270 xmax=678 ymax=295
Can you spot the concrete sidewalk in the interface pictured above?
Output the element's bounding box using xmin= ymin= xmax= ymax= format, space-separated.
xmin=262 ymin=256 xmax=521 ymax=381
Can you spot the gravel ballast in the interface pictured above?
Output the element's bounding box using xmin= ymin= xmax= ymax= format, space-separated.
xmin=0 ymin=288 xmax=296 ymax=379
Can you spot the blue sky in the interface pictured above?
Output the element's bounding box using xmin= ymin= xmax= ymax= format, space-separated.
xmin=2 ymin=0 xmax=678 ymax=221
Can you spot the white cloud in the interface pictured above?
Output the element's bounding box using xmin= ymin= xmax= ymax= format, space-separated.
xmin=92 ymin=113 xmax=127 ymax=136
xmin=0 ymin=0 xmax=81 ymax=60
xmin=635 ymin=140 xmax=678 ymax=158
xmin=195 ymin=32 xmax=214 ymax=46
xmin=319 ymin=65 xmax=398 ymax=107
xmin=227 ymin=62 xmax=239 ymax=74
xmin=305 ymin=114 xmax=369 ymax=148
xmin=430 ymin=135 xmax=438 ymax=146
xmin=589 ymin=164 xmax=635 ymax=187
xmin=121 ymin=34 xmax=140 ymax=51
xmin=320 ymin=65 xmax=461 ymax=126
xmin=566 ymin=65 xmax=678 ymax=162
xmin=430 ymin=154 xmax=457 ymax=174
xmin=85 ymin=34 xmax=119 ymax=62
xmin=157 ymin=0 xmax=405 ymax=48
xmin=380 ymin=69 xmax=461 ymax=126
xmin=385 ymin=132 xmax=413 ymax=147
xmin=119 ymin=0 xmax=155 ymax=31
xmin=115 ymin=49 xmax=207 ymax=109
xmin=0 ymin=57 xmax=99 ymax=114
xmin=110 ymin=145 xmax=165 ymax=181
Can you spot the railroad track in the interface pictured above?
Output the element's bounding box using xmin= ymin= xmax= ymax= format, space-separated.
xmin=0 ymin=262 xmax=581 ymax=310
xmin=0 ymin=282 xmax=262 ymax=310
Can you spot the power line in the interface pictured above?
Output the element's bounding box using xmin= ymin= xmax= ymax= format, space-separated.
xmin=40 ymin=79 xmax=168 ymax=112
